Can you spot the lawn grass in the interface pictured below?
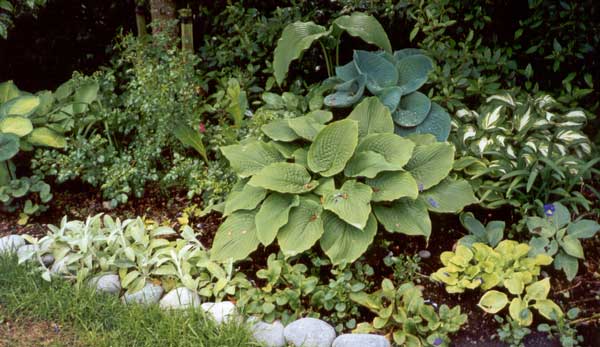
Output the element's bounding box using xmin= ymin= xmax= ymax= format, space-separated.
xmin=0 ymin=255 xmax=262 ymax=347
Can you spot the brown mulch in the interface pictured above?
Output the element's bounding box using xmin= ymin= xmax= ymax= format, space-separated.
xmin=0 ymin=316 xmax=80 ymax=347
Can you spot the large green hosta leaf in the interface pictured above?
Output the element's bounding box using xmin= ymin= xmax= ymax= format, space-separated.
xmin=278 ymin=197 xmax=324 ymax=256
xmin=211 ymin=210 xmax=260 ymax=262
xmin=262 ymin=119 xmax=300 ymax=142
xmin=221 ymin=141 xmax=284 ymax=178
xmin=288 ymin=116 xmax=325 ymax=141
xmin=396 ymin=103 xmax=451 ymax=142
xmin=0 ymin=133 xmax=19 ymax=161
xmin=344 ymin=151 xmax=401 ymax=178
xmin=373 ymin=198 xmax=431 ymax=238
xmin=320 ymin=212 xmax=377 ymax=265
xmin=223 ymin=183 xmax=267 ymax=216
xmin=0 ymin=95 xmax=40 ymax=118
xmin=255 ymin=193 xmax=300 ymax=246
xmin=404 ymin=142 xmax=454 ymax=190
xmin=419 ymin=178 xmax=477 ymax=213
xmin=308 ymin=119 xmax=358 ymax=176
xmin=26 ymin=127 xmax=66 ymax=148
xmin=273 ymin=22 xmax=330 ymax=85
xmin=396 ymin=54 xmax=434 ymax=95
xmin=366 ymin=171 xmax=418 ymax=202
xmin=332 ymin=13 xmax=392 ymax=53
xmin=347 ymin=97 xmax=394 ymax=137
xmin=356 ymin=133 xmax=415 ymax=167
xmin=0 ymin=81 xmax=20 ymax=103
xmin=0 ymin=116 xmax=33 ymax=137
xmin=249 ymin=162 xmax=317 ymax=194
xmin=323 ymin=180 xmax=372 ymax=229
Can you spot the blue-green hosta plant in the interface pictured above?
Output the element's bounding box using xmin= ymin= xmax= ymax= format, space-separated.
xmin=526 ymin=202 xmax=600 ymax=281
xmin=458 ymin=212 xmax=504 ymax=248
xmin=212 ymin=97 xmax=477 ymax=264
xmin=451 ymin=91 xmax=597 ymax=214
xmin=350 ymin=280 xmax=467 ymax=346
xmin=323 ymin=48 xmax=451 ymax=141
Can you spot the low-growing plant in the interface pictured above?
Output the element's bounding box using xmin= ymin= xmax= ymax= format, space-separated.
xmin=537 ymin=308 xmax=583 ymax=347
xmin=458 ymin=212 xmax=504 ymax=248
xmin=494 ymin=315 xmax=532 ymax=347
xmin=211 ymin=96 xmax=477 ymax=264
xmin=383 ymin=252 xmax=422 ymax=283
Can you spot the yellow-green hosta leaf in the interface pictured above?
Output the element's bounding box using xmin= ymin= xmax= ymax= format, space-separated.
xmin=419 ymin=178 xmax=478 ymax=213
xmin=220 ymin=141 xmax=284 ymax=178
xmin=288 ymin=115 xmax=325 ymax=141
xmin=347 ymin=97 xmax=394 ymax=137
xmin=248 ymin=162 xmax=318 ymax=194
xmin=277 ymin=197 xmax=324 ymax=256
xmin=332 ymin=13 xmax=392 ymax=53
xmin=504 ymin=276 xmax=525 ymax=295
xmin=366 ymin=171 xmax=418 ymax=202
xmin=255 ymin=193 xmax=300 ymax=246
xmin=0 ymin=95 xmax=40 ymax=117
xmin=533 ymin=299 xmax=563 ymax=320
xmin=25 ymin=127 xmax=66 ymax=148
xmin=405 ymin=142 xmax=454 ymax=190
xmin=525 ymin=278 xmax=550 ymax=301
xmin=478 ymin=290 xmax=508 ymax=314
xmin=223 ymin=183 xmax=267 ymax=216
xmin=320 ymin=212 xmax=377 ymax=265
xmin=307 ymin=119 xmax=358 ymax=177
xmin=0 ymin=116 xmax=33 ymax=137
xmin=356 ymin=133 xmax=415 ymax=168
xmin=313 ymin=177 xmax=335 ymax=197
xmin=0 ymin=80 xmax=20 ymax=103
xmin=323 ymin=180 xmax=372 ymax=229
xmin=261 ymin=119 xmax=300 ymax=142
xmin=509 ymin=297 xmax=533 ymax=326
xmin=211 ymin=210 xmax=260 ymax=262
xmin=344 ymin=151 xmax=402 ymax=178
xmin=373 ymin=198 xmax=431 ymax=238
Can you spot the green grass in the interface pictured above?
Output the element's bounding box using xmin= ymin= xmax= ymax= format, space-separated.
xmin=0 ymin=255 xmax=262 ymax=347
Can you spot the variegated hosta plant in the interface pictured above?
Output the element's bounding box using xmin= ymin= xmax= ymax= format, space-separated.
xmin=451 ymin=91 xmax=597 ymax=213
xmin=211 ymin=97 xmax=477 ymax=265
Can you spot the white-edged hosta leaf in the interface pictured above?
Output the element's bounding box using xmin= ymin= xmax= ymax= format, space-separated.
xmin=404 ymin=142 xmax=454 ymax=190
xmin=0 ymin=95 xmax=40 ymax=117
xmin=323 ymin=180 xmax=372 ymax=229
xmin=223 ymin=183 xmax=267 ymax=216
xmin=373 ymin=198 xmax=431 ymax=238
xmin=255 ymin=193 xmax=300 ymax=246
xmin=248 ymin=162 xmax=317 ymax=194
xmin=220 ymin=141 xmax=284 ymax=178
xmin=211 ymin=210 xmax=260 ymax=262
xmin=347 ymin=96 xmax=394 ymax=137
xmin=307 ymin=119 xmax=358 ymax=176
xmin=320 ymin=212 xmax=377 ymax=265
xmin=277 ymin=197 xmax=324 ymax=256
xmin=366 ymin=171 xmax=418 ymax=202
xmin=419 ymin=178 xmax=478 ymax=213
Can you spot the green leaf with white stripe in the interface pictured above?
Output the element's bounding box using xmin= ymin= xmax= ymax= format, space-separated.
xmin=249 ymin=162 xmax=317 ymax=194
xmin=307 ymin=119 xmax=358 ymax=176
xmin=323 ymin=180 xmax=372 ymax=229
xmin=255 ymin=193 xmax=300 ymax=246
xmin=479 ymin=105 xmax=504 ymax=130
xmin=320 ymin=212 xmax=377 ymax=265
xmin=278 ymin=197 xmax=324 ymax=256
xmin=211 ymin=210 xmax=260 ymax=262
xmin=366 ymin=171 xmax=418 ymax=202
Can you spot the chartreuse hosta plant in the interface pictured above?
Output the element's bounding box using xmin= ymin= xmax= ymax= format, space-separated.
xmin=350 ymin=280 xmax=467 ymax=346
xmin=526 ymin=202 xmax=600 ymax=281
xmin=0 ymin=79 xmax=99 ymax=221
xmin=212 ymin=97 xmax=477 ymax=264
xmin=323 ymin=48 xmax=451 ymax=141
xmin=20 ymin=214 xmax=247 ymax=300
xmin=451 ymin=91 xmax=597 ymax=213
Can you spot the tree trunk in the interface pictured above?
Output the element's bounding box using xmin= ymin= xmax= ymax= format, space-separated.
xmin=149 ymin=0 xmax=176 ymax=36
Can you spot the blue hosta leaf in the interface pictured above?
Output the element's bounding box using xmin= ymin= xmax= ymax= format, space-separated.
xmin=396 ymin=54 xmax=434 ymax=95
xmin=378 ymin=87 xmax=403 ymax=113
xmin=335 ymin=61 xmax=360 ymax=82
xmin=324 ymin=75 xmax=366 ymax=108
xmin=353 ymin=50 xmax=398 ymax=95
xmin=393 ymin=48 xmax=424 ymax=60
xmin=393 ymin=91 xmax=431 ymax=127
xmin=396 ymin=103 xmax=451 ymax=141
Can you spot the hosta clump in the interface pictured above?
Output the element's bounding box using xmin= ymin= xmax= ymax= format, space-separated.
xmin=526 ymin=202 xmax=600 ymax=281
xmin=212 ymin=97 xmax=477 ymax=264
xmin=350 ymin=280 xmax=467 ymax=346
xmin=324 ymin=48 xmax=451 ymax=141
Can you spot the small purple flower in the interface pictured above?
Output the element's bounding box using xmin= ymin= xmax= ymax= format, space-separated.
xmin=427 ymin=197 xmax=439 ymax=208
xmin=418 ymin=183 xmax=424 ymax=192
xmin=544 ymin=203 xmax=555 ymax=217
xmin=433 ymin=337 xmax=443 ymax=346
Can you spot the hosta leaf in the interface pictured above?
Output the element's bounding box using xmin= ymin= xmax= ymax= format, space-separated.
xmin=347 ymin=97 xmax=394 ymax=137
xmin=262 ymin=119 xmax=300 ymax=142
xmin=25 ymin=127 xmax=66 ymax=148
xmin=288 ymin=116 xmax=325 ymax=141
xmin=366 ymin=171 xmax=418 ymax=202
xmin=336 ymin=61 xmax=359 ymax=82
xmin=273 ymin=21 xmax=329 ymax=85
xmin=332 ymin=13 xmax=392 ymax=53
xmin=323 ymin=180 xmax=372 ymax=229
xmin=378 ymin=86 xmax=402 ymax=112
xmin=211 ymin=210 xmax=260 ymax=262
xmin=478 ymin=290 xmax=508 ymax=314
xmin=560 ymin=235 xmax=584 ymax=259
xmin=396 ymin=54 xmax=434 ymax=95
xmin=373 ymin=198 xmax=431 ymax=238
xmin=307 ymin=119 xmax=358 ymax=176
xmin=293 ymin=148 xmax=308 ymax=167
xmin=394 ymin=48 xmax=423 ymax=60
xmin=405 ymin=142 xmax=454 ymax=190
xmin=271 ymin=141 xmax=301 ymax=159
xmin=314 ymin=177 xmax=335 ymax=197
xmin=0 ymin=80 xmax=20 ymax=103
xmin=73 ymin=81 xmax=99 ymax=114
xmin=0 ymin=116 xmax=33 ymax=137
xmin=0 ymin=95 xmax=40 ymax=118
xmin=509 ymin=298 xmax=533 ymax=326
xmin=278 ymin=197 xmax=324 ymax=256
xmin=344 ymin=151 xmax=401 ymax=178
xmin=393 ymin=91 xmax=431 ymax=127
xmin=255 ymin=193 xmax=300 ymax=246
xmin=419 ymin=178 xmax=477 ymax=213
xmin=223 ymin=183 xmax=267 ymax=216
xmin=396 ymin=103 xmax=451 ymax=142
xmin=533 ymin=300 xmax=563 ymax=321
xmin=0 ymin=133 xmax=19 ymax=161
xmin=525 ymin=278 xmax=550 ymax=301
xmin=320 ymin=212 xmax=377 ymax=265
xmin=324 ymin=75 xmax=366 ymax=108
xmin=356 ymin=133 xmax=415 ymax=167
xmin=353 ymin=50 xmax=398 ymax=94
xmin=220 ymin=141 xmax=284 ymax=178
xmin=248 ymin=162 xmax=317 ymax=194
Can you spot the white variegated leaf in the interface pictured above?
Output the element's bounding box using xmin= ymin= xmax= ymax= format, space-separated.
xmin=555 ymin=144 xmax=566 ymax=155
xmin=533 ymin=119 xmax=549 ymax=128
xmin=478 ymin=137 xmax=489 ymax=154
xmin=563 ymin=110 xmax=586 ymax=122
xmin=486 ymin=93 xmax=515 ymax=106
xmin=545 ymin=112 xmax=556 ymax=122
xmin=557 ymin=130 xmax=587 ymax=143
xmin=536 ymin=95 xmax=555 ymax=109
xmin=579 ymin=143 xmax=591 ymax=154
xmin=538 ymin=143 xmax=548 ymax=157
xmin=524 ymin=141 xmax=537 ymax=152
xmin=516 ymin=107 xmax=531 ymax=131
xmin=495 ymin=135 xmax=506 ymax=147
xmin=481 ymin=106 xmax=503 ymax=129
xmin=463 ymin=126 xmax=476 ymax=143
xmin=506 ymin=145 xmax=516 ymax=159
xmin=559 ymin=121 xmax=583 ymax=127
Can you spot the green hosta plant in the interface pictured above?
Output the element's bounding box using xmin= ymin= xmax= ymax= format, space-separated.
xmin=431 ymin=241 xmax=553 ymax=294
xmin=526 ymin=202 xmax=600 ymax=281
xmin=350 ymin=280 xmax=467 ymax=346
xmin=457 ymin=212 xmax=504 ymax=248
xmin=324 ymin=48 xmax=451 ymax=141
xmin=212 ymin=97 xmax=477 ymax=264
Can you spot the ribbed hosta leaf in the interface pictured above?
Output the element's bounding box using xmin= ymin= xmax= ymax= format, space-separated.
xmin=373 ymin=198 xmax=431 ymax=238
xmin=211 ymin=210 xmax=260 ymax=262
xmin=221 ymin=141 xmax=284 ymax=178
xmin=314 ymin=177 xmax=335 ymax=197
xmin=378 ymin=86 xmax=402 ymax=112
xmin=320 ymin=212 xmax=377 ymax=265
xmin=419 ymin=178 xmax=477 ymax=213
xmin=354 ymin=50 xmax=398 ymax=94
xmin=393 ymin=91 xmax=431 ymax=127
xmin=0 ymin=116 xmax=33 ymax=137
xmin=344 ymin=151 xmax=401 ymax=178
xmin=347 ymin=97 xmax=394 ymax=137
xmin=307 ymin=119 xmax=358 ymax=176
xmin=273 ymin=22 xmax=329 ymax=85
xmin=355 ymin=132 xmax=415 ymax=171
xmin=288 ymin=116 xmax=325 ymax=141
xmin=249 ymin=162 xmax=317 ymax=194
xmin=396 ymin=54 xmax=434 ymax=95
xmin=323 ymin=180 xmax=372 ymax=229
xmin=0 ymin=95 xmax=40 ymax=118
xmin=223 ymin=183 xmax=267 ymax=216
xmin=333 ymin=13 xmax=392 ymax=53
xmin=366 ymin=171 xmax=418 ymax=202
xmin=255 ymin=193 xmax=300 ymax=246
xmin=262 ymin=119 xmax=300 ymax=142
xmin=404 ymin=142 xmax=454 ymax=190
xmin=278 ymin=197 xmax=324 ymax=256
xmin=0 ymin=133 xmax=19 ymax=161
xmin=26 ymin=127 xmax=66 ymax=148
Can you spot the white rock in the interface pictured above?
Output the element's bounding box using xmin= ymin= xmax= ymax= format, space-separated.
xmin=0 ymin=235 xmax=25 ymax=254
xmin=332 ymin=334 xmax=391 ymax=347
xmin=16 ymin=244 xmax=38 ymax=262
xmin=159 ymin=287 xmax=200 ymax=310
xmin=122 ymin=282 xmax=164 ymax=305
xmin=252 ymin=320 xmax=286 ymax=347
xmin=201 ymin=301 xmax=236 ymax=323
xmin=89 ymin=274 xmax=121 ymax=295
xmin=284 ymin=317 xmax=336 ymax=347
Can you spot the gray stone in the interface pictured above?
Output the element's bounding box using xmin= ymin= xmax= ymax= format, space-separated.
xmin=332 ymin=334 xmax=391 ymax=347
xmin=41 ymin=254 xmax=55 ymax=267
xmin=159 ymin=287 xmax=200 ymax=310
xmin=89 ymin=274 xmax=121 ymax=295
xmin=122 ymin=282 xmax=164 ymax=305
xmin=252 ymin=320 xmax=286 ymax=347
xmin=284 ymin=318 xmax=336 ymax=347
xmin=418 ymin=250 xmax=431 ymax=259
xmin=201 ymin=301 xmax=236 ymax=323
xmin=0 ymin=235 xmax=25 ymax=254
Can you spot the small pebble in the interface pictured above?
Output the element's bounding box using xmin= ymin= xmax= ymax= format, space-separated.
xmin=418 ymin=250 xmax=431 ymax=259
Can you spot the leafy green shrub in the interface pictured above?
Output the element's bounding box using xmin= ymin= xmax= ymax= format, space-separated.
xmin=211 ymin=96 xmax=476 ymax=264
